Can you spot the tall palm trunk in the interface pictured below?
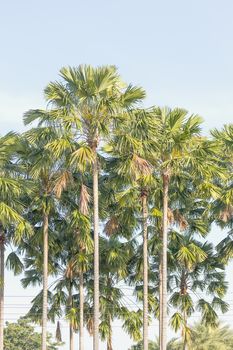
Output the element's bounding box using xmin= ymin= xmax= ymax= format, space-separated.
xmin=93 ymin=150 xmax=99 ymax=350
xmin=142 ymin=191 xmax=148 ymax=350
xmin=42 ymin=213 xmax=49 ymax=350
xmin=180 ymin=271 xmax=188 ymax=350
xmin=159 ymin=249 xmax=162 ymax=350
xmin=0 ymin=226 xmax=4 ymax=350
xmin=183 ymin=311 xmax=188 ymax=350
xmin=107 ymin=314 xmax=113 ymax=350
xmin=69 ymin=323 xmax=74 ymax=350
xmin=79 ymin=270 xmax=84 ymax=350
xmin=183 ymin=329 xmax=188 ymax=350
xmin=161 ymin=172 xmax=169 ymax=350
xmin=68 ymin=284 xmax=74 ymax=350
xmin=107 ymin=332 xmax=113 ymax=350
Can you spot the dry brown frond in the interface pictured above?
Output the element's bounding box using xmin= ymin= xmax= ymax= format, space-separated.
xmin=65 ymin=261 xmax=75 ymax=280
xmin=87 ymin=316 xmax=94 ymax=335
xmin=132 ymin=154 xmax=152 ymax=177
xmin=173 ymin=209 xmax=188 ymax=231
xmin=167 ymin=207 xmax=174 ymax=225
xmin=104 ymin=216 xmax=119 ymax=236
xmin=54 ymin=170 xmax=73 ymax=198
xmin=79 ymin=184 xmax=91 ymax=216
xmin=219 ymin=205 xmax=233 ymax=222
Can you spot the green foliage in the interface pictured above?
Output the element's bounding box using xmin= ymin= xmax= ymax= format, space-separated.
xmin=129 ymin=322 xmax=233 ymax=349
xmin=187 ymin=323 xmax=233 ymax=350
xmin=128 ymin=338 xmax=180 ymax=350
xmin=2 ymin=64 xmax=233 ymax=348
xmin=3 ymin=319 xmax=62 ymax=350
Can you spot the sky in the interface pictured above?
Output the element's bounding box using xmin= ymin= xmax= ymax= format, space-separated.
xmin=1 ymin=0 xmax=233 ymax=349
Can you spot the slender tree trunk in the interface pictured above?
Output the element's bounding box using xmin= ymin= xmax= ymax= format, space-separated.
xmin=79 ymin=270 xmax=84 ymax=350
xmin=180 ymin=271 xmax=188 ymax=350
xmin=70 ymin=323 xmax=74 ymax=350
xmin=0 ymin=226 xmax=4 ymax=350
xmin=183 ymin=333 xmax=188 ymax=350
xmin=68 ymin=284 xmax=74 ymax=350
xmin=42 ymin=213 xmax=49 ymax=350
xmin=142 ymin=192 xmax=148 ymax=350
xmin=93 ymin=150 xmax=99 ymax=350
xmin=107 ymin=315 xmax=113 ymax=350
xmin=107 ymin=334 xmax=113 ymax=350
xmin=183 ymin=312 xmax=188 ymax=350
xmin=161 ymin=172 xmax=169 ymax=350
xmin=182 ymin=293 xmax=188 ymax=350
xmin=159 ymin=250 xmax=162 ymax=350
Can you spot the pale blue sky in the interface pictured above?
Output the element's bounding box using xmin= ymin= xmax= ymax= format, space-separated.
xmin=1 ymin=0 xmax=233 ymax=132
xmin=1 ymin=0 xmax=233 ymax=349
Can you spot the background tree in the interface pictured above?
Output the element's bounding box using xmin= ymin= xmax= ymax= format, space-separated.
xmin=98 ymin=236 xmax=134 ymax=350
xmin=129 ymin=322 xmax=233 ymax=350
xmin=169 ymin=232 xmax=228 ymax=349
xmin=186 ymin=323 xmax=233 ymax=350
xmin=18 ymin=127 xmax=70 ymax=350
xmin=3 ymin=319 xmax=62 ymax=350
xmin=0 ymin=133 xmax=32 ymax=350
xmin=149 ymin=107 xmax=223 ymax=350
xmin=212 ymin=125 xmax=233 ymax=262
xmin=104 ymin=108 xmax=156 ymax=350
xmin=128 ymin=338 xmax=180 ymax=350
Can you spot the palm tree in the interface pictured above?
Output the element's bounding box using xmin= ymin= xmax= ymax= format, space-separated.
xmin=171 ymin=322 xmax=233 ymax=350
xmin=188 ymin=323 xmax=233 ymax=350
xmin=149 ymin=107 xmax=223 ymax=349
xmin=18 ymin=127 xmax=70 ymax=350
xmin=211 ymin=125 xmax=233 ymax=261
xmin=57 ymin=179 xmax=93 ymax=350
xmin=129 ymin=322 xmax=233 ymax=350
xmin=0 ymin=133 xmax=32 ymax=350
xmin=98 ymin=236 xmax=135 ymax=350
xmin=169 ymin=232 xmax=228 ymax=349
xmin=104 ymin=109 xmax=155 ymax=350
xmin=24 ymin=64 xmax=145 ymax=350
xmin=21 ymin=199 xmax=91 ymax=350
